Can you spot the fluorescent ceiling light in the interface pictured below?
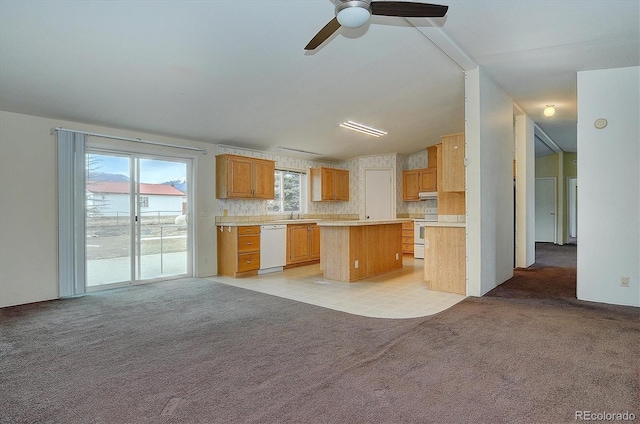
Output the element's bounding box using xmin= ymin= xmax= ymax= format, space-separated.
xmin=339 ymin=120 xmax=387 ymax=137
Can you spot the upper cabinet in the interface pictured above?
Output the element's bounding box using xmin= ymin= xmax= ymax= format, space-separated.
xmin=437 ymin=134 xmax=466 ymax=215
xmin=440 ymin=133 xmax=465 ymax=192
xmin=402 ymin=145 xmax=439 ymax=201
xmin=216 ymin=154 xmax=275 ymax=199
xmin=310 ymin=167 xmax=349 ymax=201
xmin=402 ymin=169 xmax=437 ymax=201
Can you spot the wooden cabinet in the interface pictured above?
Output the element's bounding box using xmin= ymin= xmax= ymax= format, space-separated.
xmin=427 ymin=145 xmax=438 ymax=168
xmin=402 ymin=221 xmax=414 ymax=254
xmin=440 ymin=133 xmax=465 ymax=192
xmin=402 ymin=145 xmax=440 ymax=201
xmin=216 ymin=154 xmax=275 ymax=199
xmin=310 ymin=167 xmax=349 ymax=201
xmin=436 ymin=139 xmax=466 ymax=215
xmin=402 ymin=168 xmax=437 ymax=201
xmin=286 ymin=223 xmax=320 ymax=265
xmin=217 ymin=225 xmax=261 ymax=277
xmin=424 ymin=226 xmax=466 ymax=294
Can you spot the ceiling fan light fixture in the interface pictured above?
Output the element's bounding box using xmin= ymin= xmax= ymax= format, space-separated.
xmin=336 ymin=1 xmax=372 ymax=28
xmin=543 ymin=105 xmax=556 ymax=117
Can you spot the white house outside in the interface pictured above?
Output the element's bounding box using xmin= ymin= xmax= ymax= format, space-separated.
xmin=86 ymin=181 xmax=185 ymax=219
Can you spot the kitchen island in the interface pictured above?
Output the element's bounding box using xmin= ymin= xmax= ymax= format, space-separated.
xmin=316 ymin=219 xmax=409 ymax=282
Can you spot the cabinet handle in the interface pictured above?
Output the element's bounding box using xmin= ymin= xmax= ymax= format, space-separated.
xmin=246 ymin=242 xmax=253 ymax=245
xmin=246 ymin=260 xmax=253 ymax=264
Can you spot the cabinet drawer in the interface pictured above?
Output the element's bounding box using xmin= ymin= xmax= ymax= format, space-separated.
xmin=238 ymin=226 xmax=260 ymax=235
xmin=402 ymin=236 xmax=414 ymax=245
xmin=402 ymin=229 xmax=414 ymax=237
xmin=402 ymin=222 xmax=413 ymax=230
xmin=237 ymin=252 xmax=260 ymax=272
xmin=237 ymin=234 xmax=260 ymax=253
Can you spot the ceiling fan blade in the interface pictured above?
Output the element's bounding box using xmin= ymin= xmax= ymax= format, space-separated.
xmin=305 ymin=17 xmax=341 ymax=50
xmin=370 ymin=1 xmax=448 ymax=18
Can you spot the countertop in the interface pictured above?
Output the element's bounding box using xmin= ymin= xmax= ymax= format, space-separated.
xmin=316 ymin=219 xmax=411 ymax=227
xmin=215 ymin=218 xmax=464 ymax=227
xmin=216 ymin=218 xmax=413 ymax=227
xmin=423 ymin=221 xmax=466 ymax=228
xmin=216 ymin=219 xmax=322 ymax=227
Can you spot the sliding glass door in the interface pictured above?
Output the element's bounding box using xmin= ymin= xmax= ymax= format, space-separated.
xmin=85 ymin=151 xmax=192 ymax=288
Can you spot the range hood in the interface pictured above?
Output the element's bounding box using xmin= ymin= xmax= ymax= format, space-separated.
xmin=418 ymin=191 xmax=438 ymax=200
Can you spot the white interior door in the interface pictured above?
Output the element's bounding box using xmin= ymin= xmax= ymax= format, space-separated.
xmin=365 ymin=168 xmax=393 ymax=220
xmin=535 ymin=177 xmax=557 ymax=243
xmin=568 ymin=177 xmax=578 ymax=238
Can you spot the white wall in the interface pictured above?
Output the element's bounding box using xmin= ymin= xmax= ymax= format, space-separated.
xmin=465 ymin=68 xmax=515 ymax=296
xmin=576 ymin=66 xmax=640 ymax=307
xmin=515 ymin=114 xmax=536 ymax=268
xmin=0 ymin=111 xmax=218 ymax=308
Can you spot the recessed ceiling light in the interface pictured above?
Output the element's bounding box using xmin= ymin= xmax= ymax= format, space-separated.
xmin=339 ymin=120 xmax=387 ymax=137
xmin=543 ymin=105 xmax=556 ymax=117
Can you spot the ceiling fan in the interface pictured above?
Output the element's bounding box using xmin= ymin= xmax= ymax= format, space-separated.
xmin=305 ymin=1 xmax=448 ymax=50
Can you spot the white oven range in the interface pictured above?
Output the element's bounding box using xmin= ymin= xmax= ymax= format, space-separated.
xmin=413 ymin=208 xmax=437 ymax=259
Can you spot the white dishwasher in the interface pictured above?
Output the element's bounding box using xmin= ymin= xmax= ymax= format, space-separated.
xmin=259 ymin=224 xmax=287 ymax=274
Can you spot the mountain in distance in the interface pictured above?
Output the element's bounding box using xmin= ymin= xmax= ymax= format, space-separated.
xmin=162 ymin=177 xmax=187 ymax=193
xmin=86 ymin=172 xmax=186 ymax=193
xmin=88 ymin=172 xmax=129 ymax=182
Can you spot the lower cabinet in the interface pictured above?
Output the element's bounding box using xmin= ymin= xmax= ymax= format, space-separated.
xmin=286 ymin=223 xmax=320 ymax=266
xmin=217 ymin=225 xmax=261 ymax=277
xmin=424 ymin=226 xmax=466 ymax=294
xmin=402 ymin=221 xmax=414 ymax=254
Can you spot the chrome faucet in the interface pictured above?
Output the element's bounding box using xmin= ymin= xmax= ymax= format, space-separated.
xmin=289 ymin=211 xmax=294 ymax=219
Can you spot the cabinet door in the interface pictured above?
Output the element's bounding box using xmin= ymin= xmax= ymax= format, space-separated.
xmin=441 ymin=133 xmax=465 ymax=192
xmin=419 ymin=168 xmax=437 ymax=192
xmin=424 ymin=227 xmax=466 ymax=294
xmin=321 ymin=169 xmax=336 ymax=200
xmin=227 ymin=156 xmax=254 ymax=198
xmin=334 ymin=169 xmax=350 ymax=201
xmin=402 ymin=170 xmax=420 ymax=201
xmin=252 ymin=159 xmax=275 ymax=199
xmin=427 ymin=145 xmax=438 ymax=169
xmin=309 ymin=225 xmax=321 ymax=260
xmin=288 ymin=225 xmax=310 ymax=263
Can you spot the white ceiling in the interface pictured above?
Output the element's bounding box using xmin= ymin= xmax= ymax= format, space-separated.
xmin=0 ymin=0 xmax=638 ymax=162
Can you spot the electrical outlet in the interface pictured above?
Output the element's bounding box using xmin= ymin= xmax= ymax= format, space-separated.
xmin=354 ymin=260 xmax=359 ymax=269
xmin=203 ymin=257 xmax=208 ymax=264
xmin=621 ymin=276 xmax=630 ymax=287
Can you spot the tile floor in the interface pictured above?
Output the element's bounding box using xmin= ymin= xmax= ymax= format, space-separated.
xmin=209 ymin=255 xmax=466 ymax=319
